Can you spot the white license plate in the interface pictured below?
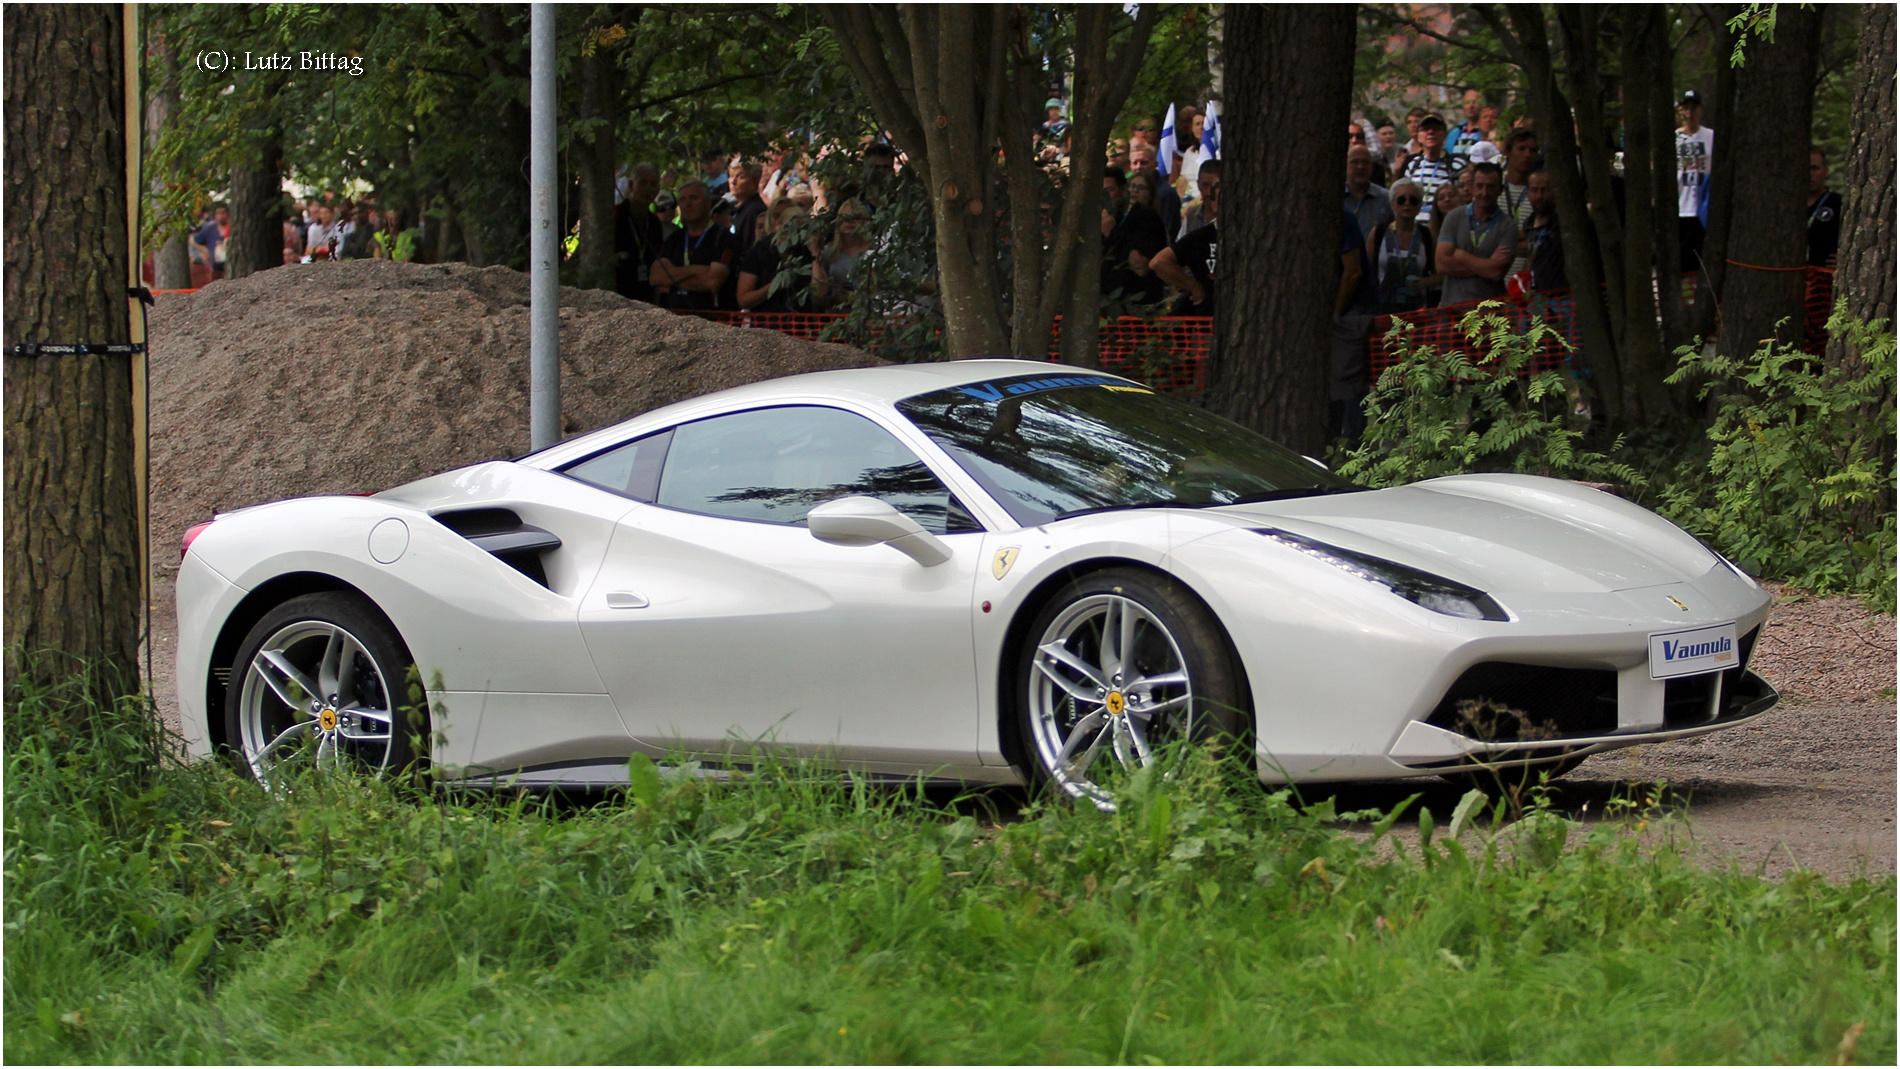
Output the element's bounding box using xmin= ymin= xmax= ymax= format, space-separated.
xmin=1649 ymin=622 xmax=1740 ymax=679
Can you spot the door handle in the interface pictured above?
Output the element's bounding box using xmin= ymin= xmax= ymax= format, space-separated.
xmin=605 ymin=591 xmax=650 ymax=609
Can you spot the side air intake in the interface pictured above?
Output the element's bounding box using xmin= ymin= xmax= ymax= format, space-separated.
xmin=433 ymin=508 xmax=561 ymax=588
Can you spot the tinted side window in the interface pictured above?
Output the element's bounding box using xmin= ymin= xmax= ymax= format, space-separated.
xmin=562 ymin=429 xmax=672 ymax=501
xmin=655 ymin=406 xmax=979 ymax=532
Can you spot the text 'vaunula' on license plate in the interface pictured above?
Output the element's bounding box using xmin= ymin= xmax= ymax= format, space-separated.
xmin=1648 ymin=621 xmax=1739 ymax=680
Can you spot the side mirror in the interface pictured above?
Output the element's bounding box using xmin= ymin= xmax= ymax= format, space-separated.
xmin=807 ymin=496 xmax=952 ymax=567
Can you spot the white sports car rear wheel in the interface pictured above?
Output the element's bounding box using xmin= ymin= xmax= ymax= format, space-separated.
xmin=226 ymin=592 xmax=418 ymax=783
xmin=1018 ymin=569 xmax=1245 ymax=809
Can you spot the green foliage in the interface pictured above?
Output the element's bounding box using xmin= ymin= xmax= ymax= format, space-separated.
xmin=147 ymin=4 xmax=825 ymax=267
xmin=1116 ymin=4 xmax=1217 ymax=135
xmin=7 ymin=680 xmax=1894 ymax=1063
xmin=1659 ymin=308 xmax=1897 ymax=612
xmin=1338 ymin=305 xmax=1646 ymax=489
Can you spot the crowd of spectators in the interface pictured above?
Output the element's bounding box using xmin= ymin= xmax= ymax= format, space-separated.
xmin=183 ymin=192 xmax=422 ymax=281
xmin=179 ymin=83 xmax=1841 ymax=381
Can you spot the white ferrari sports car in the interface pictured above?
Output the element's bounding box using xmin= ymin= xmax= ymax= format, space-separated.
xmin=176 ymin=359 xmax=1777 ymax=804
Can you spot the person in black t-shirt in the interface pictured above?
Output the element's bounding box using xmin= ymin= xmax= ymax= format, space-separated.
xmin=652 ymin=181 xmax=741 ymax=310
xmin=615 ymin=162 xmax=665 ymax=303
xmin=1807 ymin=149 xmax=1842 ymax=268
xmin=1522 ymin=167 xmax=1568 ymax=290
xmin=1151 ymin=222 xmax=1218 ymax=319
xmin=736 ymin=200 xmax=818 ymax=312
xmin=1107 ymin=171 xmax=1171 ymax=305
xmin=728 ymin=159 xmax=768 ymax=249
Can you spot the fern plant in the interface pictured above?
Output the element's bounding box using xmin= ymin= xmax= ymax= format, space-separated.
xmin=1337 ymin=303 xmax=1645 ymax=490
xmin=1660 ymin=306 xmax=1896 ymax=612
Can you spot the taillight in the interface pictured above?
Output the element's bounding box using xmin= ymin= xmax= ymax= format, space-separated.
xmin=181 ymin=519 xmax=214 ymax=560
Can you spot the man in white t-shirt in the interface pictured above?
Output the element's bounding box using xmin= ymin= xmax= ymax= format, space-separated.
xmin=1676 ymin=89 xmax=1715 ymax=265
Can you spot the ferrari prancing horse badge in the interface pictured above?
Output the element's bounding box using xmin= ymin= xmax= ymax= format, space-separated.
xmin=992 ymin=547 xmax=1019 ymax=579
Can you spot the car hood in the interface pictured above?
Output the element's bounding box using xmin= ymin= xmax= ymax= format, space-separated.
xmin=1203 ymin=474 xmax=1719 ymax=594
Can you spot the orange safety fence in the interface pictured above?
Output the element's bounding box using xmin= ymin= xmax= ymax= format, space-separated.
xmin=1366 ymin=291 xmax=1580 ymax=376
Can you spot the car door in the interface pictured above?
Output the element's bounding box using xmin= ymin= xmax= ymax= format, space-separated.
xmin=573 ymin=404 xmax=986 ymax=772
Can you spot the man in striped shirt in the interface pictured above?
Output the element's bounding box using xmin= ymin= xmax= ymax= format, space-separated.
xmin=1402 ymin=114 xmax=1464 ymax=204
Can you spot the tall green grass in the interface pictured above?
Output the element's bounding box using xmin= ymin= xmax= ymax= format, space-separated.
xmin=6 ymin=681 xmax=1893 ymax=1064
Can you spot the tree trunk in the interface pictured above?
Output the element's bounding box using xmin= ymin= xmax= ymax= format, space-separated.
xmin=1209 ymin=4 xmax=1354 ymax=454
xmin=826 ymin=4 xmax=1155 ymax=362
xmin=153 ymin=233 xmax=190 ymax=289
xmin=3 ymin=3 xmax=142 ymax=702
xmin=1557 ymin=7 xmax=1647 ymax=425
xmin=1004 ymin=12 xmax=1047 ymax=358
xmin=1690 ymin=5 xmax=1742 ymax=341
xmin=1827 ymin=3 xmax=1895 ymax=522
xmin=1495 ymin=5 xmax=1626 ymax=421
xmin=1049 ymin=6 xmax=1156 ymax=367
xmin=226 ymin=128 xmax=282 ymax=279
xmin=1613 ymin=7 xmax=1672 ymax=424
xmin=1643 ymin=10 xmax=1688 ymax=361
xmin=1828 ymin=2 xmax=1896 ymax=357
xmin=144 ymin=15 xmax=192 ymax=290
xmin=908 ymin=6 xmax=1011 ymax=358
xmin=573 ymin=34 xmax=620 ymax=291
xmin=1717 ymin=5 xmax=1822 ymax=357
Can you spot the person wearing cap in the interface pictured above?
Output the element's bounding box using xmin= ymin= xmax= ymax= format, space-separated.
xmin=1676 ymin=89 xmax=1715 ymax=263
xmin=698 ymin=149 xmax=729 ymax=196
xmin=1041 ymin=97 xmax=1069 ymax=141
xmin=1402 ymin=114 xmax=1464 ymax=204
xmin=650 ymin=188 xmax=680 ymax=241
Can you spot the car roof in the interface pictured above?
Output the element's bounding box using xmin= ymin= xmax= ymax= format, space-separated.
xmin=519 ymin=357 xmax=1139 ymax=469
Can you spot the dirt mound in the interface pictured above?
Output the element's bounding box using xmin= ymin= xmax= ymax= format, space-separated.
xmin=147 ymin=259 xmax=880 ymax=577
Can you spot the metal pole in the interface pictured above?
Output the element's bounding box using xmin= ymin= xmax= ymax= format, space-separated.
xmin=529 ymin=3 xmax=560 ymax=450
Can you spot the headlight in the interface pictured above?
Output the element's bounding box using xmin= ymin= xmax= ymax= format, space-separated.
xmin=1255 ymin=528 xmax=1510 ymax=622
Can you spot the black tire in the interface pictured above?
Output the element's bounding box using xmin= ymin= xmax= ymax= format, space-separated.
xmin=225 ymin=591 xmax=423 ymax=783
xmin=1013 ymin=567 xmax=1247 ymax=809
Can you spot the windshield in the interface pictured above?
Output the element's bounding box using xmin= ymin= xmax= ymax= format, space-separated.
xmin=896 ymin=373 xmax=1356 ymax=525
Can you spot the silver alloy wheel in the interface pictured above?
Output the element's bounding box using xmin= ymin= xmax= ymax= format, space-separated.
xmin=1026 ymin=593 xmax=1194 ymax=809
xmin=236 ymin=619 xmax=397 ymax=783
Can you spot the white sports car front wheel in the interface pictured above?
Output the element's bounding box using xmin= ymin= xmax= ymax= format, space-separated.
xmin=227 ymin=592 xmax=419 ymax=784
xmin=1018 ymin=569 xmax=1246 ymax=809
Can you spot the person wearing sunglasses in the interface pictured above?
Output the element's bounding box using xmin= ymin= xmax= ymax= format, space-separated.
xmin=1364 ymin=177 xmax=1442 ymax=315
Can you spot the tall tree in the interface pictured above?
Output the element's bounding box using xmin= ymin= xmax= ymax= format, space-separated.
xmin=1716 ymin=4 xmax=1823 ymax=358
xmin=826 ymin=4 xmax=1156 ymax=362
xmin=1211 ymin=5 xmax=1355 ymax=454
xmin=225 ymin=126 xmax=283 ymax=279
xmin=571 ymin=13 xmax=628 ymax=292
xmin=144 ymin=14 xmax=191 ymax=290
xmin=1827 ymin=1 xmax=1896 ymax=360
xmin=3 ymin=4 xmax=142 ymax=701
xmin=1493 ymin=4 xmax=1627 ymax=418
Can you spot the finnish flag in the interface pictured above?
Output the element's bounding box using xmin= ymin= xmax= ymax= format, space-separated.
xmin=1202 ymin=100 xmax=1220 ymax=160
xmin=1157 ymin=104 xmax=1177 ymax=178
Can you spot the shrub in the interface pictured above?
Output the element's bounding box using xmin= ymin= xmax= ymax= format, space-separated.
xmin=1660 ymin=307 xmax=1896 ymax=613
xmin=1338 ymin=304 xmax=1644 ymax=490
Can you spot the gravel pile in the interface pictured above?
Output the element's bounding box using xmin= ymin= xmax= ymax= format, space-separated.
xmin=145 ymin=259 xmax=880 ymax=578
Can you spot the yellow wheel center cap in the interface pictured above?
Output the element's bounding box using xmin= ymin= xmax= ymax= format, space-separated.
xmin=1104 ymin=691 xmax=1126 ymax=716
xmin=318 ymin=707 xmax=339 ymax=731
